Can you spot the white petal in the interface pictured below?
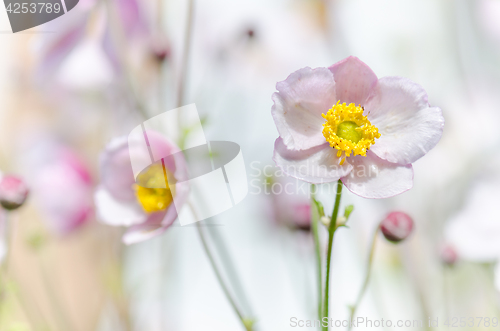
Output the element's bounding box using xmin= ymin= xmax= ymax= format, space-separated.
xmin=271 ymin=67 xmax=337 ymax=150
xmin=273 ymin=138 xmax=352 ymax=184
xmin=365 ymin=77 xmax=444 ymax=165
xmin=341 ymin=151 xmax=413 ymax=199
xmin=99 ymin=136 xmax=139 ymax=202
xmin=94 ymin=186 xmax=146 ymax=226
xmin=122 ymin=210 xmax=170 ymax=245
xmin=123 ymin=224 xmax=168 ymax=245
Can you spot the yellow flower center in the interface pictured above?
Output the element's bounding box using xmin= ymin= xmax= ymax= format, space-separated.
xmin=134 ymin=163 xmax=174 ymax=213
xmin=322 ymin=101 xmax=381 ymax=165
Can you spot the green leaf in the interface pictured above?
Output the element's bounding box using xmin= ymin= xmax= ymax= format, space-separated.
xmin=312 ymin=198 xmax=325 ymax=218
xmin=344 ymin=205 xmax=354 ymax=220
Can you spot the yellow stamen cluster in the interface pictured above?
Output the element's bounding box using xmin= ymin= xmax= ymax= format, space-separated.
xmin=134 ymin=163 xmax=174 ymax=213
xmin=322 ymin=101 xmax=381 ymax=165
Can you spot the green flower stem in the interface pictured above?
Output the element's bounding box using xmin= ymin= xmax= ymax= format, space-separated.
xmin=348 ymin=225 xmax=380 ymax=330
xmin=176 ymin=0 xmax=195 ymax=134
xmin=311 ymin=184 xmax=323 ymax=321
xmin=2 ymin=212 xmax=12 ymax=274
xmin=191 ymin=204 xmax=253 ymax=331
xmin=38 ymin=249 xmax=78 ymax=331
xmin=322 ymin=180 xmax=343 ymax=331
xmin=207 ymin=224 xmax=255 ymax=318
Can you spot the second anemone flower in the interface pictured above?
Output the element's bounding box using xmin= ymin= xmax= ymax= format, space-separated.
xmin=95 ymin=131 xmax=188 ymax=244
xmin=272 ymin=56 xmax=444 ymax=198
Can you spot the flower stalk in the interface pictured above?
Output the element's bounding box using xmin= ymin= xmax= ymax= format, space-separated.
xmin=348 ymin=225 xmax=380 ymax=330
xmin=311 ymin=184 xmax=323 ymax=321
xmin=190 ymin=203 xmax=253 ymax=331
xmin=322 ymin=180 xmax=343 ymax=331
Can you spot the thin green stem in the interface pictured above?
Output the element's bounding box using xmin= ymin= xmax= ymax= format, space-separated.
xmin=38 ymin=249 xmax=77 ymax=331
xmin=322 ymin=180 xmax=343 ymax=331
xmin=348 ymin=225 xmax=380 ymax=330
xmin=2 ymin=212 xmax=12 ymax=274
xmin=207 ymin=225 xmax=255 ymax=317
xmin=190 ymin=204 xmax=252 ymax=331
xmin=311 ymin=185 xmax=322 ymax=321
xmin=176 ymin=0 xmax=194 ymax=111
xmin=443 ymin=266 xmax=450 ymax=331
xmin=103 ymin=0 xmax=149 ymax=120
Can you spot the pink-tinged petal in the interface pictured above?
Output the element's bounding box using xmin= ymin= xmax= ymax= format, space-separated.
xmin=36 ymin=14 xmax=88 ymax=82
xmin=144 ymin=131 xmax=189 ymax=182
xmin=97 ymin=132 xmax=189 ymax=243
xmin=116 ymin=0 xmax=148 ymax=36
xmin=123 ymin=224 xmax=168 ymax=245
xmin=341 ymin=151 xmax=413 ymax=199
xmin=99 ymin=131 xmax=182 ymax=202
xmin=120 ymin=180 xmax=182 ymax=245
xmin=100 ymin=137 xmax=138 ymax=202
xmin=27 ymin=144 xmax=93 ymax=236
xmin=94 ymin=186 xmax=146 ymax=226
xmin=271 ymin=67 xmax=337 ymax=150
xmin=273 ymin=138 xmax=352 ymax=184
xmin=122 ymin=208 xmax=175 ymax=245
xmin=328 ymin=56 xmax=378 ymax=106
xmin=365 ymin=77 xmax=445 ymax=165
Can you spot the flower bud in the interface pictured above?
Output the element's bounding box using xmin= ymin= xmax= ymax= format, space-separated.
xmin=150 ymin=36 xmax=170 ymax=63
xmin=0 ymin=175 xmax=29 ymax=210
xmin=440 ymin=244 xmax=458 ymax=266
xmin=380 ymin=211 xmax=414 ymax=243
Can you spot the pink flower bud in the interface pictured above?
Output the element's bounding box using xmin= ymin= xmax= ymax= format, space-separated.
xmin=0 ymin=175 xmax=29 ymax=210
xmin=440 ymin=244 xmax=458 ymax=266
xmin=380 ymin=211 xmax=414 ymax=243
xmin=150 ymin=35 xmax=170 ymax=62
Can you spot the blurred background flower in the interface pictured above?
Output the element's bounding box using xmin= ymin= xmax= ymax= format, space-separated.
xmin=95 ymin=131 xmax=188 ymax=244
xmin=24 ymin=140 xmax=93 ymax=236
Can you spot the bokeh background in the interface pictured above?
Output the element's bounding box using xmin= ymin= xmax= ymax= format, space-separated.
xmin=1 ymin=0 xmax=500 ymax=330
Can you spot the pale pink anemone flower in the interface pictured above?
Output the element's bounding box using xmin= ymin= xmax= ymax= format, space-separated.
xmin=272 ymin=56 xmax=444 ymax=198
xmin=94 ymin=131 xmax=189 ymax=244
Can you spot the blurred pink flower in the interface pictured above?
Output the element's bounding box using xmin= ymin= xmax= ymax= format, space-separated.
xmin=32 ymin=146 xmax=94 ymax=235
xmin=268 ymin=176 xmax=311 ymax=231
xmin=272 ymin=56 xmax=444 ymax=198
xmin=0 ymin=175 xmax=29 ymax=210
xmin=35 ymin=0 xmax=152 ymax=88
xmin=94 ymin=132 xmax=189 ymax=244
